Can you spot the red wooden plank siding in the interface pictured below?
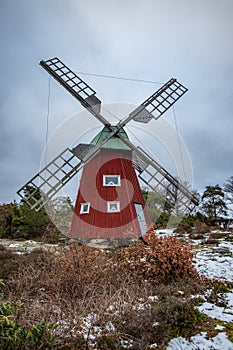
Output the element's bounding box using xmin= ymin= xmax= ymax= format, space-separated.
xmin=69 ymin=148 xmax=150 ymax=240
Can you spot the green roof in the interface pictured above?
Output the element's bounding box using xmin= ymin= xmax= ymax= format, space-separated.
xmin=91 ymin=126 xmax=130 ymax=150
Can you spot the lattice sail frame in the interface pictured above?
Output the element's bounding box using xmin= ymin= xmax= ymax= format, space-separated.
xmin=17 ymin=57 xmax=198 ymax=213
xmin=129 ymin=78 xmax=187 ymax=123
xmin=132 ymin=147 xmax=198 ymax=214
xmin=40 ymin=58 xmax=108 ymax=125
xmin=17 ymin=149 xmax=82 ymax=211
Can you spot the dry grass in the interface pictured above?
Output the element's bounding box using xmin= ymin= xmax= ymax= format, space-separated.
xmin=0 ymin=233 xmax=207 ymax=349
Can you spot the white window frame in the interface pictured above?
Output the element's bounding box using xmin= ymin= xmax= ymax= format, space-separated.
xmin=107 ymin=201 xmax=120 ymax=213
xmin=103 ymin=175 xmax=121 ymax=187
xmin=80 ymin=202 xmax=90 ymax=214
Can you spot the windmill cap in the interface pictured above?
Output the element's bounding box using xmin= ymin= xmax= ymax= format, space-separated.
xmin=91 ymin=126 xmax=130 ymax=150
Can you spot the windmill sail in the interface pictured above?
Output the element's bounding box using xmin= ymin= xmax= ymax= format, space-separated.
xmin=17 ymin=148 xmax=83 ymax=211
xmin=18 ymin=57 xmax=198 ymax=214
xmin=40 ymin=57 xmax=109 ymax=126
xmin=129 ymin=78 xmax=187 ymax=123
xmin=129 ymin=143 xmax=198 ymax=211
xmin=132 ymin=146 xmax=198 ymax=212
xmin=71 ymin=143 xmax=95 ymax=160
xmin=17 ymin=135 xmax=116 ymax=211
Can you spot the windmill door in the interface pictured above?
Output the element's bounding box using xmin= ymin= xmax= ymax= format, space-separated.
xmin=134 ymin=203 xmax=147 ymax=235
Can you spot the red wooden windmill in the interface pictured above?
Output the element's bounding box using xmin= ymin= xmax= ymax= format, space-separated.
xmin=70 ymin=126 xmax=151 ymax=245
xmin=17 ymin=58 xmax=198 ymax=246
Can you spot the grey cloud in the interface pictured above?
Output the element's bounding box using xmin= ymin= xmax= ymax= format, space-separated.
xmin=0 ymin=0 xmax=233 ymax=203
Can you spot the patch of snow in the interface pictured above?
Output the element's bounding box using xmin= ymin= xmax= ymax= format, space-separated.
xmin=82 ymin=313 xmax=98 ymax=335
xmin=148 ymin=295 xmax=158 ymax=302
xmin=106 ymin=305 xmax=115 ymax=312
xmin=226 ymin=292 xmax=233 ymax=308
xmin=167 ymin=332 xmax=233 ymax=350
xmin=191 ymin=289 xmax=212 ymax=301
xmin=106 ymin=301 xmax=128 ymax=315
xmin=215 ymin=324 xmax=225 ymax=330
xmin=121 ymin=339 xmax=134 ymax=348
xmin=169 ymin=239 xmax=233 ymax=350
xmin=156 ymin=229 xmax=175 ymax=236
xmin=194 ymin=242 xmax=233 ymax=281
xmin=0 ymin=238 xmax=58 ymax=254
xmin=220 ymin=241 xmax=233 ymax=254
xmin=55 ymin=314 xmax=117 ymax=346
xmin=197 ymin=302 xmax=233 ymax=322
xmin=135 ymin=295 xmax=159 ymax=311
xmin=105 ymin=321 xmax=115 ymax=332
xmin=137 ymin=303 xmax=147 ymax=311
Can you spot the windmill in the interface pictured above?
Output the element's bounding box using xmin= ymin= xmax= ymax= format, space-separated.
xmin=17 ymin=57 xmax=198 ymax=246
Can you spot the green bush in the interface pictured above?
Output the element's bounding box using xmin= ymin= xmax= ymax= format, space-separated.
xmin=0 ymin=293 xmax=56 ymax=350
xmin=156 ymin=298 xmax=207 ymax=339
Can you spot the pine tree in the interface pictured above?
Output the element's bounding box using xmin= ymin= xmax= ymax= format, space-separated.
xmin=201 ymin=184 xmax=227 ymax=220
xmin=224 ymin=176 xmax=233 ymax=205
xmin=15 ymin=186 xmax=51 ymax=238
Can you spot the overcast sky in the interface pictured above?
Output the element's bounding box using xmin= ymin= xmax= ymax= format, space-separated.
xmin=0 ymin=0 xmax=233 ymax=204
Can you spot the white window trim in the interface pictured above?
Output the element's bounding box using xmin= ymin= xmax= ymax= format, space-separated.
xmin=103 ymin=175 xmax=121 ymax=187
xmin=107 ymin=201 xmax=120 ymax=213
xmin=80 ymin=202 xmax=90 ymax=214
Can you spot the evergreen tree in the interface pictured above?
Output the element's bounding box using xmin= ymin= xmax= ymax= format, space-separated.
xmin=0 ymin=202 xmax=21 ymax=237
xmin=224 ymin=176 xmax=233 ymax=205
xmin=16 ymin=186 xmax=49 ymax=238
xmin=201 ymin=184 xmax=227 ymax=220
xmin=18 ymin=200 xmax=50 ymax=238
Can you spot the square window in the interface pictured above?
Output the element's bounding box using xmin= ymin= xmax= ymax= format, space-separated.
xmin=103 ymin=175 xmax=121 ymax=186
xmin=107 ymin=201 xmax=120 ymax=213
xmin=80 ymin=202 xmax=90 ymax=214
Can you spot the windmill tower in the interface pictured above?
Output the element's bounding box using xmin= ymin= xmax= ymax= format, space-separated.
xmin=70 ymin=126 xmax=151 ymax=245
xmin=17 ymin=57 xmax=198 ymax=246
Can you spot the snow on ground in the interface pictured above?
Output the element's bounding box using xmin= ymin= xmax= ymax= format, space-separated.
xmin=194 ymin=241 xmax=233 ymax=282
xmin=1 ymin=230 xmax=233 ymax=348
xmin=0 ymin=238 xmax=58 ymax=254
xmin=56 ymin=230 xmax=233 ymax=349
xmin=197 ymin=300 xmax=233 ymax=322
xmin=167 ymin=332 xmax=233 ymax=350
xmin=167 ymin=231 xmax=233 ymax=349
xmin=156 ymin=228 xmax=175 ymax=236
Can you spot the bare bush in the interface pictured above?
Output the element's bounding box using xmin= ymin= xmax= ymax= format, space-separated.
xmin=0 ymin=233 xmax=204 ymax=349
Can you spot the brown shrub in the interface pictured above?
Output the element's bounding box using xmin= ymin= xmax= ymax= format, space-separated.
xmin=201 ymin=238 xmax=219 ymax=245
xmin=193 ymin=221 xmax=211 ymax=234
xmin=174 ymin=223 xmax=192 ymax=235
xmin=189 ymin=232 xmax=205 ymax=240
xmin=115 ymin=227 xmax=199 ymax=284
xmin=1 ymin=234 xmax=205 ymax=349
xmin=0 ymin=245 xmax=22 ymax=280
xmin=209 ymin=232 xmax=227 ymax=239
